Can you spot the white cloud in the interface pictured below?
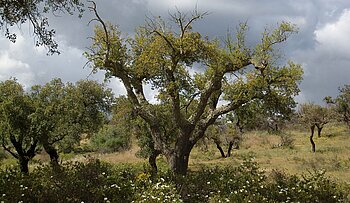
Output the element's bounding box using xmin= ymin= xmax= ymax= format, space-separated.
xmin=314 ymin=9 xmax=350 ymax=57
xmin=0 ymin=52 xmax=34 ymax=88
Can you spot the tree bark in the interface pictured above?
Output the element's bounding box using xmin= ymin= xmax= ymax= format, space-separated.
xmin=227 ymin=141 xmax=233 ymax=157
xmin=227 ymin=141 xmax=240 ymax=157
xmin=214 ymin=139 xmax=226 ymax=158
xmin=310 ymin=125 xmax=316 ymax=152
xmin=166 ymin=141 xmax=193 ymax=175
xmin=42 ymin=141 xmax=60 ymax=168
xmin=148 ymin=150 xmax=161 ymax=174
xmin=19 ymin=157 xmax=29 ymax=174
xmin=316 ymin=126 xmax=323 ymax=138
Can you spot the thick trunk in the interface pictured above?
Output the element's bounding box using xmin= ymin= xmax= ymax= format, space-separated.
xmin=167 ymin=143 xmax=193 ymax=175
xmin=43 ymin=142 xmax=60 ymax=168
xmin=19 ymin=157 xmax=29 ymax=174
xmin=310 ymin=125 xmax=316 ymax=152
xmin=148 ymin=150 xmax=161 ymax=174
xmin=168 ymin=152 xmax=190 ymax=175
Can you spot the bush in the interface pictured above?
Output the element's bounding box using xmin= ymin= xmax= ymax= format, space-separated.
xmin=0 ymin=157 xmax=348 ymax=202
xmin=272 ymin=132 xmax=295 ymax=149
xmin=91 ymin=124 xmax=131 ymax=153
xmin=0 ymin=159 xmax=136 ymax=203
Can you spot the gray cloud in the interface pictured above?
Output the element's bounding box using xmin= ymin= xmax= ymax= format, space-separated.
xmin=1 ymin=0 xmax=350 ymax=104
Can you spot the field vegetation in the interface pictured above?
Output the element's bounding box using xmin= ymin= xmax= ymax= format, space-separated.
xmin=1 ymin=1 xmax=350 ymax=202
xmin=1 ymin=122 xmax=350 ymax=202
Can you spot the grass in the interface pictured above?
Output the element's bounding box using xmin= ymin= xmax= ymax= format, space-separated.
xmin=188 ymin=123 xmax=350 ymax=184
xmin=1 ymin=123 xmax=349 ymax=185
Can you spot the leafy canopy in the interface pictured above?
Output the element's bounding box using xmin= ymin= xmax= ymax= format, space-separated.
xmin=85 ymin=6 xmax=303 ymax=174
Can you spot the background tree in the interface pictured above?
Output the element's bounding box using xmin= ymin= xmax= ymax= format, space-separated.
xmin=326 ymin=85 xmax=350 ymax=130
xmin=0 ymin=0 xmax=84 ymax=54
xmin=206 ymin=118 xmax=240 ymax=158
xmin=85 ymin=4 xmax=303 ymax=175
xmin=30 ymin=78 xmax=114 ymax=166
xmin=0 ymin=79 xmax=39 ymax=173
xmin=228 ymin=90 xmax=297 ymax=134
xmin=298 ymin=103 xmax=332 ymax=152
xmin=91 ymin=96 xmax=132 ymax=153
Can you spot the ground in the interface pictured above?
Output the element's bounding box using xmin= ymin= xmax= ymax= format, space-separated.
xmin=1 ymin=122 xmax=349 ymax=185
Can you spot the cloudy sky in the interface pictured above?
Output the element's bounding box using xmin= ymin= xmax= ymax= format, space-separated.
xmin=1 ymin=0 xmax=350 ymax=104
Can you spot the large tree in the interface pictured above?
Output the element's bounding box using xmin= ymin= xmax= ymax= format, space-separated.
xmin=85 ymin=5 xmax=303 ymax=174
xmin=0 ymin=79 xmax=39 ymax=173
xmin=0 ymin=0 xmax=84 ymax=54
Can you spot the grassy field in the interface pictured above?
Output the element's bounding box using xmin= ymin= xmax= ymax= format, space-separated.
xmin=1 ymin=123 xmax=349 ymax=185
xmin=190 ymin=123 xmax=350 ymax=184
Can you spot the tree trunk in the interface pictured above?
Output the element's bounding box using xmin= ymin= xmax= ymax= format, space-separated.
xmin=148 ymin=150 xmax=161 ymax=174
xmin=310 ymin=125 xmax=316 ymax=152
xmin=317 ymin=126 xmax=323 ymax=138
xmin=19 ymin=157 xmax=29 ymax=174
xmin=227 ymin=141 xmax=233 ymax=157
xmin=167 ymin=142 xmax=193 ymax=175
xmin=43 ymin=141 xmax=60 ymax=168
xmin=214 ymin=141 xmax=226 ymax=158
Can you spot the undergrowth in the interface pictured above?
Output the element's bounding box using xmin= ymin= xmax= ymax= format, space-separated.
xmin=0 ymin=157 xmax=348 ymax=203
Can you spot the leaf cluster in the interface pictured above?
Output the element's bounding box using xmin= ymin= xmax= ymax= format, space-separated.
xmin=0 ymin=0 xmax=84 ymax=54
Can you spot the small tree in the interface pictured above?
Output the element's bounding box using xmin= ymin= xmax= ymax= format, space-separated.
xmin=207 ymin=119 xmax=240 ymax=158
xmin=0 ymin=79 xmax=40 ymax=173
xmin=298 ymin=103 xmax=332 ymax=152
xmin=85 ymin=4 xmax=303 ymax=175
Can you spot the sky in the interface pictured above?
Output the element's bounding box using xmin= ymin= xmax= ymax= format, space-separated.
xmin=1 ymin=0 xmax=350 ymax=104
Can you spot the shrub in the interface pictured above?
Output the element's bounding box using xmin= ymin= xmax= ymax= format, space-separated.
xmin=272 ymin=132 xmax=295 ymax=149
xmin=91 ymin=124 xmax=131 ymax=153
xmin=0 ymin=157 xmax=348 ymax=202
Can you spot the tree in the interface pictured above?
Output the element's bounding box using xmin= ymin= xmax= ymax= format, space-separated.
xmin=326 ymin=85 xmax=350 ymax=130
xmin=228 ymin=92 xmax=296 ymax=134
xmin=30 ymin=79 xmax=114 ymax=166
xmin=0 ymin=79 xmax=40 ymax=173
xmin=0 ymin=0 xmax=84 ymax=54
xmin=206 ymin=118 xmax=240 ymax=158
xmin=85 ymin=4 xmax=303 ymax=175
xmin=298 ymin=103 xmax=332 ymax=152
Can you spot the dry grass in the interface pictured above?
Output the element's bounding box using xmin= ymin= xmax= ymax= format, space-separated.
xmin=189 ymin=123 xmax=350 ymax=184
xmin=1 ymin=123 xmax=349 ymax=185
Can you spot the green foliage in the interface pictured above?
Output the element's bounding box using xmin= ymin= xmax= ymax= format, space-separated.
xmin=0 ymin=0 xmax=84 ymax=54
xmin=86 ymin=9 xmax=303 ymax=174
xmin=91 ymin=124 xmax=131 ymax=153
xmin=0 ymin=79 xmax=40 ymax=172
xmin=31 ymin=78 xmax=114 ymax=153
xmin=333 ymin=85 xmax=350 ymax=129
xmin=0 ymin=158 xmax=348 ymax=202
xmin=0 ymin=78 xmax=114 ymax=172
xmin=0 ymin=159 xmax=136 ymax=202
